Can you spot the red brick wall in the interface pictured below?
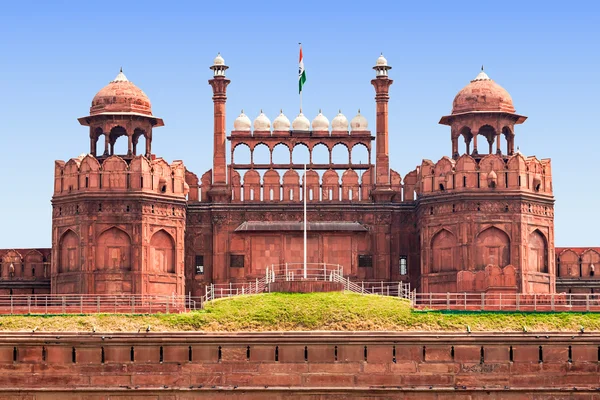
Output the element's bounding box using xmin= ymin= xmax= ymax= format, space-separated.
xmin=0 ymin=332 xmax=597 ymax=398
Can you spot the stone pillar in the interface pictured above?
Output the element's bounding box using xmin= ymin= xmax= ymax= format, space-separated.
xmin=496 ymin=131 xmax=502 ymax=154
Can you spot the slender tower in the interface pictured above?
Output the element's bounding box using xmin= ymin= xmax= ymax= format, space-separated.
xmin=371 ymin=54 xmax=394 ymax=202
xmin=208 ymin=53 xmax=231 ymax=202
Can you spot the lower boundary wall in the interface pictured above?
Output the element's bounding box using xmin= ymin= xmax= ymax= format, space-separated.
xmin=0 ymin=332 xmax=599 ymax=399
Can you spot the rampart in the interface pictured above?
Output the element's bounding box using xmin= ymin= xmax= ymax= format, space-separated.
xmin=0 ymin=332 xmax=599 ymax=398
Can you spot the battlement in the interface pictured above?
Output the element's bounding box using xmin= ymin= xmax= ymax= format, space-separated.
xmin=53 ymin=154 xmax=188 ymax=199
xmin=417 ymin=153 xmax=552 ymax=196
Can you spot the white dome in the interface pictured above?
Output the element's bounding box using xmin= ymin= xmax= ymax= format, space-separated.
xmin=233 ymin=110 xmax=251 ymax=131
xmin=376 ymin=53 xmax=388 ymax=66
xmin=350 ymin=110 xmax=368 ymax=131
xmin=273 ymin=110 xmax=291 ymax=131
xmin=312 ymin=110 xmax=329 ymax=131
xmin=292 ymin=112 xmax=310 ymax=131
xmin=331 ymin=110 xmax=349 ymax=131
xmin=213 ymin=53 xmax=225 ymax=66
xmin=253 ymin=110 xmax=271 ymax=131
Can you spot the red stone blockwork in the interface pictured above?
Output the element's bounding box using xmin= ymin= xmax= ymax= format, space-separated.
xmin=0 ymin=332 xmax=597 ymax=397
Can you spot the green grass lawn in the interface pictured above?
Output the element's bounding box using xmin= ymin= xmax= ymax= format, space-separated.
xmin=1 ymin=292 xmax=599 ymax=332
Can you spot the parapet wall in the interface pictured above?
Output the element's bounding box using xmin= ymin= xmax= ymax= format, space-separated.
xmin=0 ymin=332 xmax=598 ymax=398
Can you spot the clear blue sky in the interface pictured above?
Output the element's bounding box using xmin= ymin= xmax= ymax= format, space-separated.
xmin=0 ymin=0 xmax=598 ymax=248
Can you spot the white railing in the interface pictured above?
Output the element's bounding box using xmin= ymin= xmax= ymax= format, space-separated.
xmin=200 ymin=263 xmax=412 ymax=306
xmin=413 ymin=292 xmax=600 ymax=312
xmin=0 ymin=294 xmax=196 ymax=315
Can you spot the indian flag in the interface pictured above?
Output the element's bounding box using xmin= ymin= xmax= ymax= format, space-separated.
xmin=298 ymin=44 xmax=306 ymax=94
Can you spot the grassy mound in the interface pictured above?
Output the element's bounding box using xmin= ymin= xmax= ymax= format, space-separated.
xmin=0 ymin=292 xmax=599 ymax=332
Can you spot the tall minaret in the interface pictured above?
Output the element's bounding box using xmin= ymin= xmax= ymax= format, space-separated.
xmin=208 ymin=53 xmax=231 ymax=202
xmin=371 ymin=53 xmax=394 ymax=202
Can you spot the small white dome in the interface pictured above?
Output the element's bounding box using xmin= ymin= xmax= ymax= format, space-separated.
xmin=292 ymin=112 xmax=310 ymax=131
xmin=350 ymin=110 xmax=368 ymax=131
xmin=312 ymin=110 xmax=329 ymax=131
xmin=253 ymin=110 xmax=271 ymax=131
xmin=376 ymin=53 xmax=388 ymax=66
xmin=233 ymin=110 xmax=251 ymax=131
xmin=331 ymin=110 xmax=349 ymax=131
xmin=273 ymin=110 xmax=291 ymax=131
xmin=213 ymin=52 xmax=225 ymax=66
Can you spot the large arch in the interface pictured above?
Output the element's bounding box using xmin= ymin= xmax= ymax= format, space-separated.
xmin=59 ymin=230 xmax=79 ymax=273
xmin=150 ymin=230 xmax=175 ymax=273
xmin=528 ymin=230 xmax=548 ymax=273
xmin=96 ymin=227 xmax=131 ymax=271
xmin=431 ymin=229 xmax=458 ymax=273
xmin=475 ymin=227 xmax=510 ymax=270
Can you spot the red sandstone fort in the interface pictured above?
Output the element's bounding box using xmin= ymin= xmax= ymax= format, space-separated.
xmin=1 ymin=54 xmax=597 ymax=297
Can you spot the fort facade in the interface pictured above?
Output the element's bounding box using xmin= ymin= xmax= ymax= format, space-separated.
xmin=0 ymin=54 xmax=597 ymax=296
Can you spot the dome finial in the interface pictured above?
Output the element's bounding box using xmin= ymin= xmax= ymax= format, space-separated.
xmin=280 ymin=108 xmax=283 ymax=113
xmin=319 ymin=108 xmax=322 ymax=113
xmin=120 ymin=66 xmax=123 ymax=73
xmin=358 ymin=108 xmax=361 ymax=114
xmin=260 ymin=108 xmax=263 ymax=113
xmin=241 ymin=109 xmax=244 ymax=114
xmin=481 ymin=64 xmax=484 ymax=71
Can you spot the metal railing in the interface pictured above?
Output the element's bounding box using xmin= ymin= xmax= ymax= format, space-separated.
xmin=0 ymin=294 xmax=196 ymax=315
xmin=200 ymin=263 xmax=413 ymax=306
xmin=413 ymin=292 xmax=600 ymax=312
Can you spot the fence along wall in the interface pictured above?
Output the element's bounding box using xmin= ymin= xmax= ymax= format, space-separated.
xmin=0 ymin=332 xmax=599 ymax=398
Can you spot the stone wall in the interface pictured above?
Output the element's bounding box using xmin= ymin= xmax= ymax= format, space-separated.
xmin=0 ymin=332 xmax=598 ymax=399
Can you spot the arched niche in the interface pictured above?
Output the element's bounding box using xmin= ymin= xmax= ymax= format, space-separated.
xmin=558 ymin=249 xmax=579 ymax=277
xmin=59 ymin=230 xmax=79 ymax=273
xmin=528 ymin=230 xmax=548 ymax=273
xmin=475 ymin=227 xmax=510 ymax=270
xmin=24 ymin=250 xmax=44 ymax=279
xmin=581 ymin=250 xmax=600 ymax=277
xmin=431 ymin=229 xmax=458 ymax=273
xmin=150 ymin=230 xmax=175 ymax=273
xmin=96 ymin=227 xmax=131 ymax=271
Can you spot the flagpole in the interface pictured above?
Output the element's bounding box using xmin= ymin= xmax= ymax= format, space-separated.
xmin=303 ymin=163 xmax=307 ymax=279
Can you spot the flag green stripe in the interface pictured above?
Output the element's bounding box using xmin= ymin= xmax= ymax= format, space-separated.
xmin=299 ymin=70 xmax=306 ymax=94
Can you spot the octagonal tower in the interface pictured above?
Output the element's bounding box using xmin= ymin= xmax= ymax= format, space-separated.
xmin=417 ymin=68 xmax=555 ymax=294
xmin=51 ymin=70 xmax=187 ymax=295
